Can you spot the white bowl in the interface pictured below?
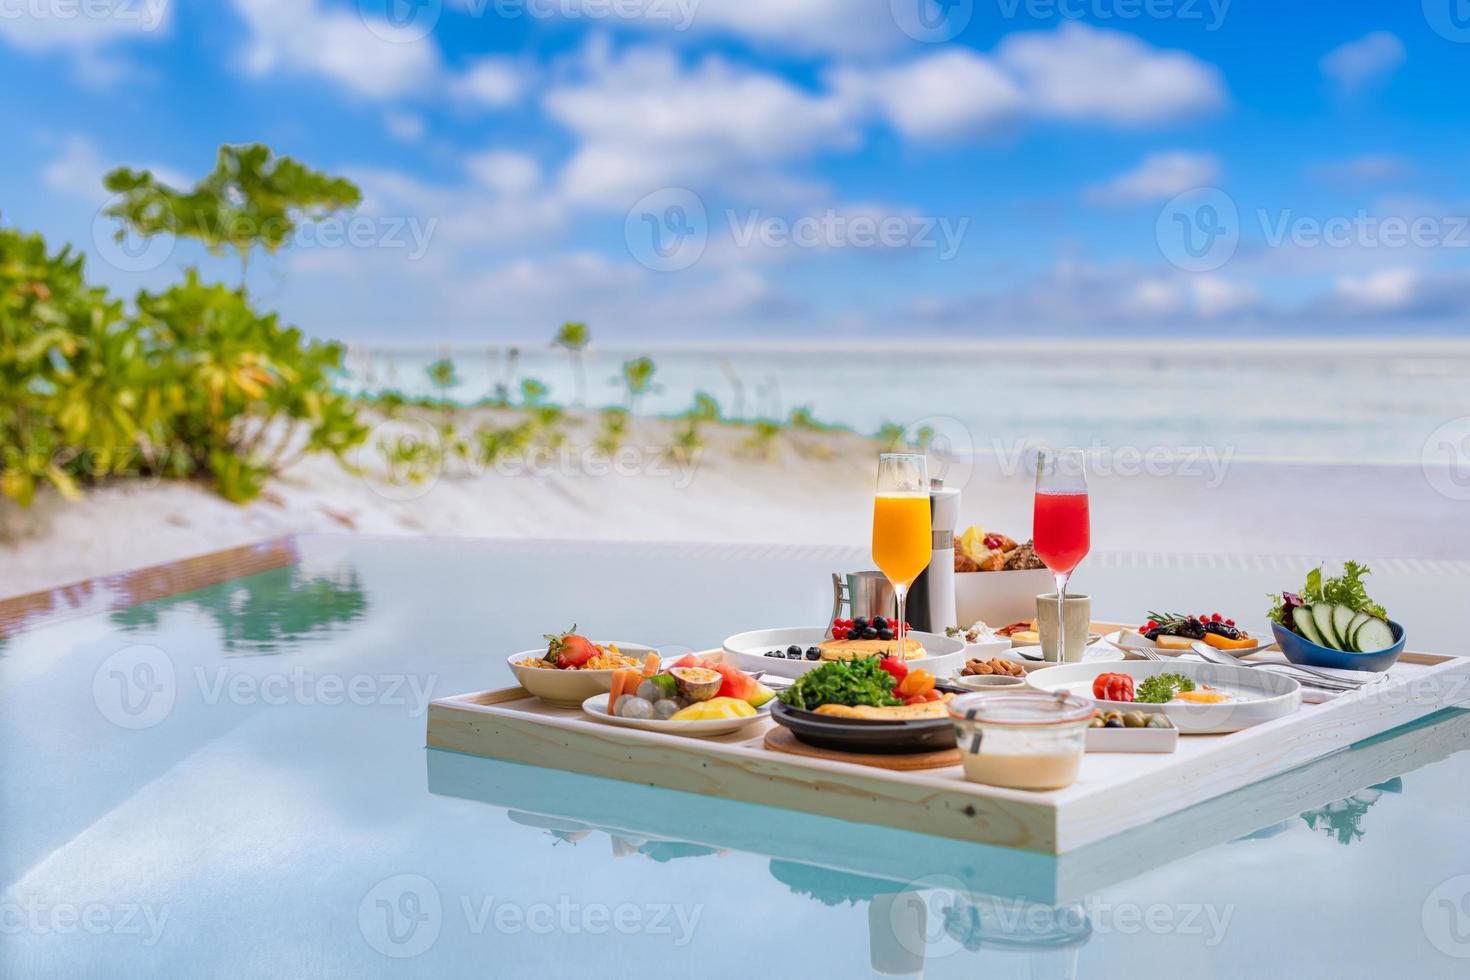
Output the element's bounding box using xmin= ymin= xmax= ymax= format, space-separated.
xmin=507 ymin=642 xmax=658 ymax=707
xmin=954 ymin=568 xmax=1056 ymax=627
xmin=721 ymin=627 xmax=967 ymax=679
xmin=1024 ymin=660 xmax=1301 ymax=734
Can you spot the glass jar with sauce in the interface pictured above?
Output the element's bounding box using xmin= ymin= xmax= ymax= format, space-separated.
xmin=948 ymin=691 xmax=1094 ymax=791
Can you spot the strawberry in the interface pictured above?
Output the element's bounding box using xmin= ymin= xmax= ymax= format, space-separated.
xmin=543 ymin=626 xmax=599 ymax=669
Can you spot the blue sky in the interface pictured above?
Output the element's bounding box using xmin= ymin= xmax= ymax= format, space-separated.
xmin=3 ymin=0 xmax=1470 ymax=342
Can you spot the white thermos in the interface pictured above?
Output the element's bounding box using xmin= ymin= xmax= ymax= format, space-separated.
xmin=907 ymin=480 xmax=960 ymax=635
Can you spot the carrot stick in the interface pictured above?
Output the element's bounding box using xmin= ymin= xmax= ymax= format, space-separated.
xmin=642 ymin=652 xmax=659 ymax=677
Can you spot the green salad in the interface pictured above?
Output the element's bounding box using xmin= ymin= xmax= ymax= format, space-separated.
xmin=777 ymin=658 xmax=901 ymax=711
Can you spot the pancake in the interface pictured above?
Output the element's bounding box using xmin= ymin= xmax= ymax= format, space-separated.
xmin=813 ymin=698 xmax=952 ymax=721
xmin=817 ymin=636 xmax=925 ymax=661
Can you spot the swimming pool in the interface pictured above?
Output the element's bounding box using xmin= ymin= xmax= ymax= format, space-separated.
xmin=3 ymin=536 xmax=1468 ymax=977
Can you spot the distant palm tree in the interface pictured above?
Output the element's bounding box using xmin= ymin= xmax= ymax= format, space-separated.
xmin=619 ymin=357 xmax=659 ymax=413
xmin=552 ymin=321 xmax=591 ymax=406
xmin=427 ymin=356 xmax=459 ymax=403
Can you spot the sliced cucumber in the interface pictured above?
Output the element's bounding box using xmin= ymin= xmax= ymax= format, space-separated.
xmin=1331 ymin=605 xmax=1358 ymax=650
xmin=1311 ymin=603 xmax=1341 ymax=650
xmin=1344 ymin=611 xmax=1371 ymax=651
xmin=1294 ymin=605 xmax=1327 ymax=647
xmin=1354 ymin=617 xmax=1395 ymax=654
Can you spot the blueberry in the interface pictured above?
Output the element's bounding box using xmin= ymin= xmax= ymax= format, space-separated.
xmin=765 ymin=651 xmax=781 ymax=658
xmin=786 ymin=644 xmax=802 ymax=656
xmin=871 ymin=616 xmax=888 ymax=630
xmin=805 ymin=649 xmax=820 ymax=660
xmin=878 ymin=628 xmax=894 ymax=641
xmin=862 ymin=627 xmax=879 ymax=640
xmin=852 ymin=617 xmax=869 ymax=631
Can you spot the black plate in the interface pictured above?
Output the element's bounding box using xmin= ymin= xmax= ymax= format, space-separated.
xmin=769 ymin=700 xmax=956 ymax=754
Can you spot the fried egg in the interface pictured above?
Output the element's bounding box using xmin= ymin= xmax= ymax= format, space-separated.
xmin=1173 ymin=686 xmax=1233 ymax=705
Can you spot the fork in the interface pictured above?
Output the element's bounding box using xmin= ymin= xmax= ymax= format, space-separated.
xmin=1132 ymin=646 xmax=1361 ymax=691
xmin=1189 ymin=646 xmax=1368 ymax=687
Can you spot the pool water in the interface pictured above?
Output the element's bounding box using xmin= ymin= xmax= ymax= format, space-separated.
xmin=3 ymin=537 xmax=1469 ymax=978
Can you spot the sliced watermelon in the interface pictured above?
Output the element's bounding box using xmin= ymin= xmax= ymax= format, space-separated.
xmin=710 ymin=661 xmax=775 ymax=707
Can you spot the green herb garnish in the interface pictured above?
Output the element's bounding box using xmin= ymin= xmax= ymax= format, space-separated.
xmin=777 ymin=657 xmax=902 ymax=711
xmin=1135 ymin=673 xmax=1196 ymax=704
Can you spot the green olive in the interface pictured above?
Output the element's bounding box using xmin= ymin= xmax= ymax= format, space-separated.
xmin=1123 ymin=711 xmax=1147 ymax=728
xmin=1146 ymin=714 xmax=1172 ymax=729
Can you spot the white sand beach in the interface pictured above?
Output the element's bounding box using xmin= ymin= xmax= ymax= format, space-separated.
xmin=2 ymin=406 xmax=1465 ymax=600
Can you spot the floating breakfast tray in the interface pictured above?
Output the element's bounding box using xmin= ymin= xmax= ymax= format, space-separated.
xmin=426 ymin=636 xmax=1470 ymax=855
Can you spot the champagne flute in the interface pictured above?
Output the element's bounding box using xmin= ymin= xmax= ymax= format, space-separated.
xmin=1033 ymin=449 xmax=1090 ymax=664
xmin=872 ymin=454 xmax=931 ymax=662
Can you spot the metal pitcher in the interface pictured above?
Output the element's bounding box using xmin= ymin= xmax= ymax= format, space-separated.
xmin=827 ymin=572 xmax=898 ymax=637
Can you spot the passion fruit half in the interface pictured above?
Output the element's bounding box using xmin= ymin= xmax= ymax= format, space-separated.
xmin=668 ymin=666 xmax=722 ymax=702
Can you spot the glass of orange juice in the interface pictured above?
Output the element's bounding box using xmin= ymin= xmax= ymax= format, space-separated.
xmin=872 ymin=453 xmax=931 ymax=661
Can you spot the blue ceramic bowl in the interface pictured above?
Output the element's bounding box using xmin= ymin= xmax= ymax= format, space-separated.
xmin=1270 ymin=619 xmax=1405 ymax=673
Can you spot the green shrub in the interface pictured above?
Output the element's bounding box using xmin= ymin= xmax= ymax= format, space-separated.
xmin=0 ymin=229 xmax=366 ymax=505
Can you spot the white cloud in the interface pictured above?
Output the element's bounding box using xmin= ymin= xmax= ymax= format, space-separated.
xmin=1310 ymin=154 xmax=1413 ymax=185
xmin=465 ymin=151 xmax=542 ymax=196
xmin=450 ymin=56 xmax=527 ymax=108
xmin=1190 ymin=275 xmax=1262 ymax=318
xmin=996 ymin=23 xmax=1227 ymax=126
xmin=1321 ymin=32 xmax=1405 ymax=93
xmin=0 ymin=0 xmax=171 ymax=51
xmin=383 ymin=110 xmax=426 ymax=143
xmin=1085 ymin=152 xmax=1222 ymax=205
xmin=233 ymin=0 xmax=440 ymax=100
xmin=347 ymin=166 xmax=566 ymax=249
xmin=1330 ymin=268 xmax=1420 ymax=313
xmin=42 ymin=134 xmax=187 ymax=204
xmin=832 ymin=48 xmax=1025 ymax=140
xmin=545 ymin=46 xmax=856 ymax=208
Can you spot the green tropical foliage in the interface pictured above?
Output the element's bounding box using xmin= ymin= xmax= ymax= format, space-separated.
xmin=619 ymin=356 xmax=659 ymax=411
xmin=103 ymin=143 xmax=361 ymax=287
xmin=552 ymin=321 xmax=590 ymax=405
xmin=1 ymin=141 xmax=369 ymax=507
xmin=595 ymin=407 xmax=629 ymax=454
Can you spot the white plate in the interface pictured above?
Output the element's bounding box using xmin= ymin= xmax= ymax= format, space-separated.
xmin=1106 ymin=628 xmax=1268 ymax=657
xmin=722 ymin=627 xmax=967 ymax=679
xmin=507 ymin=642 xmax=658 ymax=707
xmin=580 ymin=694 xmax=770 ymax=737
xmin=996 ymin=642 xmax=1127 ymax=674
xmin=1025 ymin=660 xmax=1301 ymax=734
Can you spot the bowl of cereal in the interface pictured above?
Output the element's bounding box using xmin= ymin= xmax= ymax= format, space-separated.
xmin=509 ymin=631 xmax=659 ymax=706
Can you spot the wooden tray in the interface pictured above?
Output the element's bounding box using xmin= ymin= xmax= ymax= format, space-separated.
xmin=426 ymin=641 xmax=1470 ymax=855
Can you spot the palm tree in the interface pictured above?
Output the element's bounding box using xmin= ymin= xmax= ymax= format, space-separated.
xmin=551 ymin=321 xmax=591 ymax=406
xmin=619 ymin=357 xmax=659 ymax=413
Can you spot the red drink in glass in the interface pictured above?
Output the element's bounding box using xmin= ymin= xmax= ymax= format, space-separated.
xmin=1033 ymin=491 xmax=1090 ymax=574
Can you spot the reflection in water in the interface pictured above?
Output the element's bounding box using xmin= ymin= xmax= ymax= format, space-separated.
xmin=1299 ymin=778 xmax=1402 ymax=846
xmin=110 ymin=565 xmax=368 ymax=655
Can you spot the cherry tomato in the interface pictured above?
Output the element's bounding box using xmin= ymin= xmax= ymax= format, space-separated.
xmin=897 ymin=669 xmax=935 ymax=699
xmin=1091 ymin=672 xmax=1135 ymax=702
xmin=877 ymin=656 xmax=909 ymax=685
